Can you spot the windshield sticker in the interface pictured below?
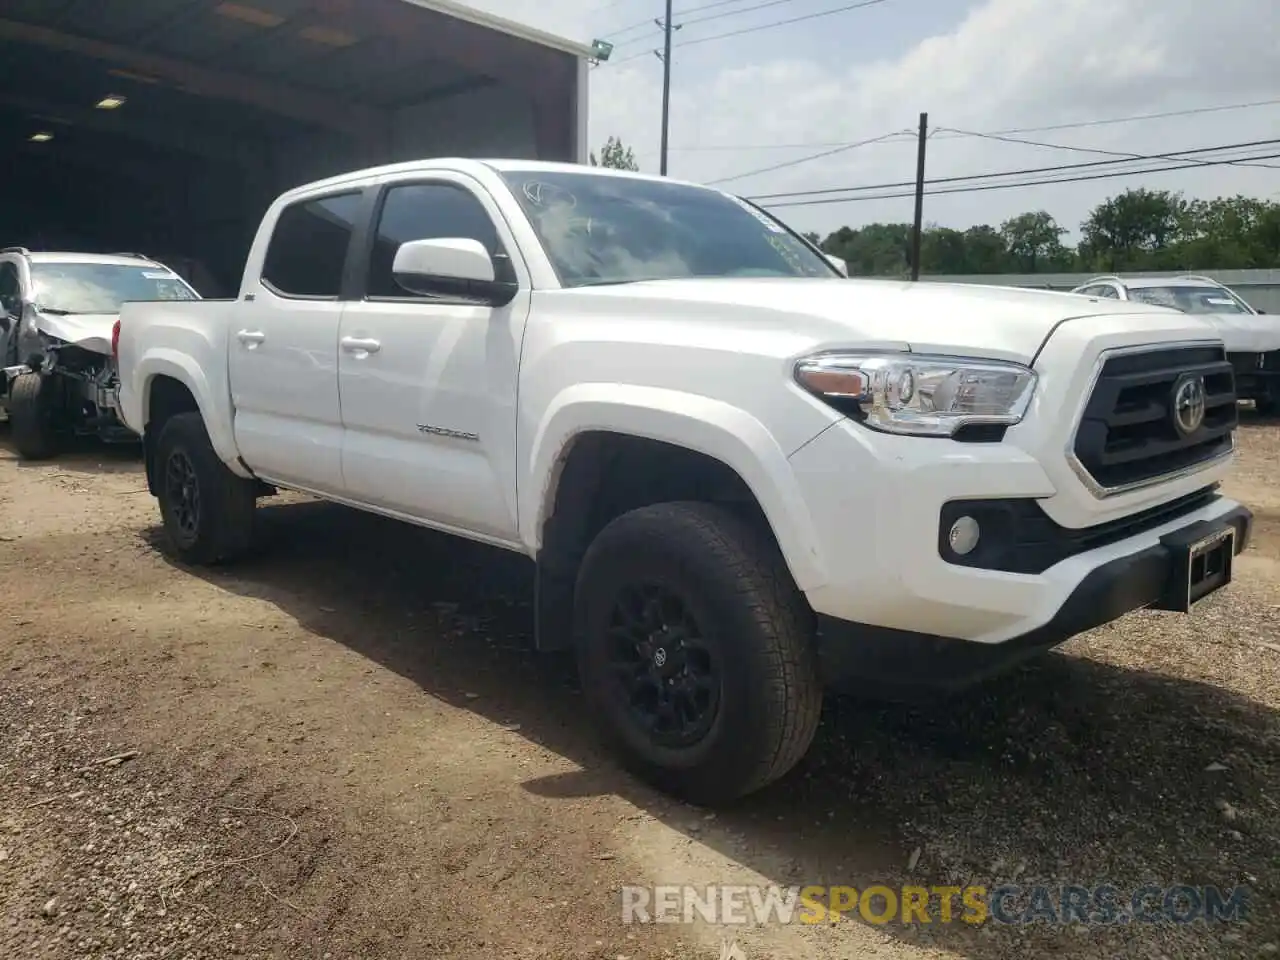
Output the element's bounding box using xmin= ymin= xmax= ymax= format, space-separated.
xmin=142 ymin=271 xmax=179 ymax=280
xmin=1205 ymin=297 xmax=1236 ymax=306
xmin=726 ymin=194 xmax=785 ymax=233
xmin=522 ymin=181 xmax=577 ymax=209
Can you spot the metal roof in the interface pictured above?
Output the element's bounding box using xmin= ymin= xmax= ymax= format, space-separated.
xmin=401 ymin=0 xmax=596 ymax=59
xmin=0 ymin=0 xmax=585 ymax=151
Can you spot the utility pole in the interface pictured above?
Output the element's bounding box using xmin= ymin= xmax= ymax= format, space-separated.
xmin=910 ymin=111 xmax=927 ymax=281
xmin=658 ymin=0 xmax=675 ymax=175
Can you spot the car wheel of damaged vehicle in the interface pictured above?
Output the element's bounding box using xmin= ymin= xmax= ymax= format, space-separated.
xmin=155 ymin=412 xmax=257 ymax=565
xmin=8 ymin=371 xmax=61 ymax=460
xmin=575 ymin=501 xmax=823 ymax=806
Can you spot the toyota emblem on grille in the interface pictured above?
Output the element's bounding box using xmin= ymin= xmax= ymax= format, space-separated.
xmin=1172 ymin=374 xmax=1207 ymax=436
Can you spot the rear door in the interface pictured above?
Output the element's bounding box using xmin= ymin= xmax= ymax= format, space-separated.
xmin=336 ymin=174 xmax=529 ymax=544
xmin=227 ymin=189 xmax=367 ymax=493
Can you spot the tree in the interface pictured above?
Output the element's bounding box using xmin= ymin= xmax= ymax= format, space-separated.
xmin=589 ymin=136 xmax=639 ymax=171
xmin=1078 ymin=188 xmax=1185 ymax=271
xmin=1178 ymin=196 xmax=1275 ymax=269
xmin=919 ymin=226 xmax=969 ymax=274
xmin=820 ymin=223 xmax=913 ymax=278
xmin=960 ymin=225 xmax=1010 ymax=274
xmin=772 ymin=188 xmax=1278 ymax=279
xmin=1000 ymin=211 xmax=1069 ymax=273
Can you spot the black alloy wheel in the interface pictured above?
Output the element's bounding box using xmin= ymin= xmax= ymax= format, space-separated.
xmin=163 ymin=447 xmax=202 ymax=541
xmin=605 ymin=582 xmax=721 ymax=749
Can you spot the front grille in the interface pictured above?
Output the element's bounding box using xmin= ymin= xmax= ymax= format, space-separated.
xmin=1072 ymin=345 xmax=1237 ymax=492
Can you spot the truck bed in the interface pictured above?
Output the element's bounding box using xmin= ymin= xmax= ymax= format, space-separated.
xmin=115 ymin=298 xmax=240 ymax=468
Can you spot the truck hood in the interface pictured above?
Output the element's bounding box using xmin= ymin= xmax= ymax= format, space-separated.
xmin=564 ymin=277 xmax=1196 ymax=364
xmin=1190 ymin=311 xmax=1280 ymax=354
xmin=34 ymin=311 xmax=117 ymax=355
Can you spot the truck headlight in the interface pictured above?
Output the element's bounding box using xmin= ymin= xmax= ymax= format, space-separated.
xmin=794 ymin=352 xmax=1037 ymax=438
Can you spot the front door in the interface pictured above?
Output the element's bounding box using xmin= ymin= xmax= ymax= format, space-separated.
xmin=228 ymin=190 xmax=364 ymax=493
xmin=338 ymin=176 xmax=528 ymax=544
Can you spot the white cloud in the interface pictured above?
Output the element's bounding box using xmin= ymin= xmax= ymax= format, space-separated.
xmin=467 ymin=0 xmax=1280 ymax=237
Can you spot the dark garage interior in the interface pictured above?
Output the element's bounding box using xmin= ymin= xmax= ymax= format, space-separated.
xmin=0 ymin=0 xmax=588 ymax=296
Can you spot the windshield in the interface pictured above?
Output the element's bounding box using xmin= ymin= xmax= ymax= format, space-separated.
xmin=496 ymin=170 xmax=837 ymax=287
xmin=30 ymin=262 xmax=199 ymax=315
xmin=1127 ymin=285 xmax=1252 ymax=315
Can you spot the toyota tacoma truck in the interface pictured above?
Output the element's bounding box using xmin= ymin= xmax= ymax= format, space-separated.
xmin=114 ymin=159 xmax=1252 ymax=806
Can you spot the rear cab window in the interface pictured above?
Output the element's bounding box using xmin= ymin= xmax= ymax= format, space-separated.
xmin=260 ymin=192 xmax=364 ymax=299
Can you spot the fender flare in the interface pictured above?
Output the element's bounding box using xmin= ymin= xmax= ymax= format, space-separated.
xmin=522 ymin=383 xmax=829 ymax=592
xmin=135 ymin=350 xmax=251 ymax=479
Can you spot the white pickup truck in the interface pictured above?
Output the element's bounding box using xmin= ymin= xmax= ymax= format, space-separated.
xmin=115 ymin=158 xmax=1253 ymax=805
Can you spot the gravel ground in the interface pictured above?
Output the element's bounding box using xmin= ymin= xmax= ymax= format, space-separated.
xmin=0 ymin=413 xmax=1277 ymax=960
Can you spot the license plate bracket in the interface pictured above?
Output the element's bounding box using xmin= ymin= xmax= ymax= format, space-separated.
xmin=1156 ymin=524 xmax=1235 ymax=613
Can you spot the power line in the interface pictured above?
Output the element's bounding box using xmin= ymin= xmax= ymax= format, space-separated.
xmin=745 ymin=137 xmax=1280 ymax=200
xmin=607 ymin=0 xmax=792 ymax=42
xmin=938 ymin=126 xmax=1280 ymax=172
xmin=609 ymin=0 xmax=889 ymax=62
xmin=681 ymin=0 xmax=888 ymax=48
xmin=963 ymin=97 xmax=1280 ymax=138
xmin=756 ymin=150 xmax=1280 ymax=209
xmin=952 ymin=126 xmax=1280 ymax=172
xmin=639 ymin=96 xmax=1280 ymax=153
xmin=706 ymin=130 xmax=914 ymax=184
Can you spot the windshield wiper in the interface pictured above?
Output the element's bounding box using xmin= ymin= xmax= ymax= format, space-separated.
xmin=35 ymin=306 xmax=88 ymax=315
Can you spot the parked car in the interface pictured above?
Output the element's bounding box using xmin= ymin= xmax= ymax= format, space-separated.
xmin=1070 ymin=274 xmax=1280 ymax=412
xmin=115 ymin=160 xmax=1251 ymax=805
xmin=0 ymin=248 xmax=201 ymax=459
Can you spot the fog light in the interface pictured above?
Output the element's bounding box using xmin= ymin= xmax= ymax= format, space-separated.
xmin=948 ymin=516 xmax=980 ymax=555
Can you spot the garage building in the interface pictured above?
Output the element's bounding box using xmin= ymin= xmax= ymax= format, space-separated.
xmin=0 ymin=0 xmax=593 ymax=295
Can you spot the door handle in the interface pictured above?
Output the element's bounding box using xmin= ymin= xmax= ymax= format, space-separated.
xmin=341 ymin=336 xmax=381 ymax=354
xmin=237 ymin=329 xmax=266 ymax=345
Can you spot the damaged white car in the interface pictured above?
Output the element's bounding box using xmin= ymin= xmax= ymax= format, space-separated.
xmin=0 ymin=248 xmax=201 ymax=460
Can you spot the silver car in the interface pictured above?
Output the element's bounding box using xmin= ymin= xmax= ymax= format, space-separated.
xmin=1 ymin=248 xmax=202 ymax=459
xmin=1071 ymin=274 xmax=1278 ymax=413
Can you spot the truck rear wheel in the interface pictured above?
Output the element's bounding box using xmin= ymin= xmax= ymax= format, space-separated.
xmin=574 ymin=501 xmax=822 ymax=806
xmin=155 ymin=412 xmax=257 ymax=565
xmin=8 ymin=371 xmax=60 ymax=460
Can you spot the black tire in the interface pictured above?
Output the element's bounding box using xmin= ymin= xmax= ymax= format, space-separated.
xmin=1255 ymin=397 xmax=1278 ymax=417
xmin=155 ymin=411 xmax=257 ymax=565
xmin=575 ymin=501 xmax=822 ymax=806
xmin=8 ymin=371 xmax=60 ymax=460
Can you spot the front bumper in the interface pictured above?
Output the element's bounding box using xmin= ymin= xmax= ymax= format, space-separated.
xmin=1229 ymin=349 xmax=1280 ymax=400
xmin=813 ymin=504 xmax=1251 ymax=692
xmin=788 ymin=417 xmax=1249 ymax=650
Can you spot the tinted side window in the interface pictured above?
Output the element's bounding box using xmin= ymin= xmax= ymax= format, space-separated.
xmin=367 ymin=183 xmax=506 ymax=299
xmin=0 ymin=263 xmax=19 ymax=313
xmin=261 ymin=192 xmax=363 ymax=298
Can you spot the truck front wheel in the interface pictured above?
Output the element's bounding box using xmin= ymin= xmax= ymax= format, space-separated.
xmin=575 ymin=501 xmax=822 ymax=805
xmin=155 ymin=412 xmax=257 ymax=565
xmin=8 ymin=371 xmax=60 ymax=460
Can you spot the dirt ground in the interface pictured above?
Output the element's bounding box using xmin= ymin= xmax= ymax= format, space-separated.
xmin=0 ymin=416 xmax=1277 ymax=960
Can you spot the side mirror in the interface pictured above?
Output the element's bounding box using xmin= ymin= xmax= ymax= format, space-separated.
xmin=392 ymin=238 xmax=517 ymax=307
xmin=824 ymin=253 xmax=849 ymax=277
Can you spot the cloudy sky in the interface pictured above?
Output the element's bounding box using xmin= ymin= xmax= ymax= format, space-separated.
xmin=464 ymin=0 xmax=1279 ymax=240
